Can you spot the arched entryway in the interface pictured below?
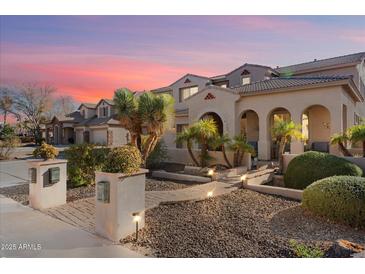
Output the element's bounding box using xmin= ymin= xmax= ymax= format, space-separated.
xmin=302 ymin=105 xmax=331 ymax=153
xmin=240 ymin=110 xmax=259 ymax=154
xmin=268 ymin=107 xmax=291 ymax=159
xmin=200 ymin=112 xmax=224 ymax=136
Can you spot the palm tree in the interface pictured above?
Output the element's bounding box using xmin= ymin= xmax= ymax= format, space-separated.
xmin=348 ymin=124 xmax=365 ymax=157
xmin=138 ymin=92 xmax=175 ymax=163
xmin=176 ymin=127 xmax=199 ymax=166
xmin=113 ymin=88 xmax=141 ymax=148
xmin=271 ymin=118 xmax=302 ymax=173
xmin=228 ymin=135 xmax=255 ymax=167
xmin=210 ymin=134 xmax=233 ymax=168
xmin=113 ymin=88 xmax=175 ymax=166
xmin=176 ymin=118 xmax=218 ymax=167
xmin=330 ymin=133 xmax=352 ymax=156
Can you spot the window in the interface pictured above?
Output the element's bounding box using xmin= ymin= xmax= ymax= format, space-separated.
xmin=176 ymin=124 xmax=189 ymax=148
xmin=241 ymin=76 xmax=251 ymax=85
xmin=179 ymin=86 xmax=198 ymax=102
xmin=99 ymin=107 xmax=108 ymax=117
xmin=354 ymin=113 xmax=361 ymax=125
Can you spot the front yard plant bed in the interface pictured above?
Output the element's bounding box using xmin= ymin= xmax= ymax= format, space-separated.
xmin=145 ymin=178 xmax=199 ymax=191
xmin=122 ymin=189 xmax=365 ymax=258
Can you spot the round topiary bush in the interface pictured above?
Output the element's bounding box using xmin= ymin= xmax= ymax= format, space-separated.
xmin=302 ymin=176 xmax=365 ymax=228
xmin=102 ymin=145 xmax=142 ymax=174
xmin=284 ymin=151 xmax=362 ymax=189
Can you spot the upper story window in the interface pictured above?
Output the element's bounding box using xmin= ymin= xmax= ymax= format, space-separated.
xmin=179 ymin=86 xmax=198 ymax=102
xmin=99 ymin=106 xmax=108 ymax=117
xmin=241 ymin=69 xmax=251 ymax=86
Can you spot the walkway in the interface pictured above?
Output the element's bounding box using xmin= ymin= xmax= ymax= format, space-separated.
xmin=43 ymin=176 xmax=242 ymax=235
xmin=0 ymin=195 xmax=144 ymax=257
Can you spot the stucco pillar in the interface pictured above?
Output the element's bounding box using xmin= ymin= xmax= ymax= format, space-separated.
xmin=290 ymin=109 xmax=304 ymax=154
xmin=258 ymin=112 xmax=270 ymax=160
xmin=329 ymin=105 xmax=342 ymax=156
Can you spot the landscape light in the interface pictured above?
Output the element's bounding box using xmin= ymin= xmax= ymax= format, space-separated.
xmin=241 ymin=174 xmax=247 ymax=183
xmin=207 ymin=169 xmax=214 ymax=176
xmin=132 ymin=212 xmax=141 ymax=241
xmin=207 ymin=191 xmax=213 ymax=197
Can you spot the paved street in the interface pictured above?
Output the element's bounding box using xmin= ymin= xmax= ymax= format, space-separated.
xmin=0 ymin=160 xmax=28 ymax=187
xmin=0 ymin=195 xmax=145 ymax=257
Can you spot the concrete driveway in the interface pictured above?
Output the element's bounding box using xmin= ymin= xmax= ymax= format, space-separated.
xmin=0 ymin=196 xmax=145 ymax=258
xmin=0 ymin=160 xmax=28 ymax=188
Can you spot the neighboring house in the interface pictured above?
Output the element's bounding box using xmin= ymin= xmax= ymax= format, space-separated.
xmin=152 ymin=52 xmax=365 ymax=162
xmin=46 ymin=99 xmax=129 ymax=146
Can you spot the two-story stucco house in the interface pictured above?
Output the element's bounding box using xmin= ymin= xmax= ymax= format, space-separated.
xmin=152 ymin=52 xmax=365 ymax=164
xmin=46 ymin=98 xmax=129 ymax=146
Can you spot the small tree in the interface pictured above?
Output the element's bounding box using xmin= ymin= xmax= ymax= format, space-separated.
xmin=113 ymin=88 xmax=175 ymax=166
xmin=176 ymin=126 xmax=200 ymax=166
xmin=271 ymin=118 xmax=302 ymax=173
xmin=228 ymin=135 xmax=255 ymax=167
xmin=330 ymin=133 xmax=352 ymax=156
xmin=210 ymin=134 xmax=233 ymax=168
xmin=348 ymin=124 xmax=365 ymax=157
xmin=0 ymin=124 xmax=19 ymax=160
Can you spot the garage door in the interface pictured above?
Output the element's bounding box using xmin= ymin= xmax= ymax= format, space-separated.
xmin=92 ymin=129 xmax=107 ymax=145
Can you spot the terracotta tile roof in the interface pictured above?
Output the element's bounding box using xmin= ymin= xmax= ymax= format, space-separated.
xmin=175 ymin=108 xmax=188 ymax=116
xmin=277 ymin=52 xmax=365 ymax=74
xmin=234 ymin=76 xmax=352 ymax=94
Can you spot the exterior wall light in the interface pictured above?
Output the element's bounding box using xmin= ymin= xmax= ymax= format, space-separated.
xmin=132 ymin=212 xmax=141 ymax=242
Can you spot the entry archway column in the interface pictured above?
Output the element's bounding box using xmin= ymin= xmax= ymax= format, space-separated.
xmin=290 ymin=109 xmax=304 ymax=154
xmin=257 ymin=112 xmax=270 ymax=160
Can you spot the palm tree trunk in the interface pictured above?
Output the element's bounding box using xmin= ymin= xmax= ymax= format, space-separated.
xmin=187 ymin=142 xmax=199 ymax=166
xmin=338 ymin=143 xmax=352 ymax=157
xmin=3 ymin=111 xmax=7 ymax=124
xmin=222 ymin=145 xmax=232 ymax=168
xmin=278 ymin=138 xmax=286 ymax=174
xmin=200 ymin=143 xmax=208 ymax=167
xmin=363 ymin=140 xmax=365 ymax=157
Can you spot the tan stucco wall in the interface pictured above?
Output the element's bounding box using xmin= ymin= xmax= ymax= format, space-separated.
xmin=306 ymin=105 xmax=331 ymax=143
xmin=109 ymin=126 xmax=129 ymax=147
xmin=91 ymin=128 xmax=107 ymax=145
xmin=240 ymin=110 xmax=259 ymax=141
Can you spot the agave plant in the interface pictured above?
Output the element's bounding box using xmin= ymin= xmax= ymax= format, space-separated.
xmin=330 ymin=132 xmax=352 ymax=156
xmin=271 ymin=118 xmax=302 ymax=173
xmin=113 ymin=88 xmax=175 ymax=166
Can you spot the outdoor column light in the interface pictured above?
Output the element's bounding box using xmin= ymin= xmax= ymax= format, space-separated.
xmin=132 ymin=212 xmax=141 ymax=241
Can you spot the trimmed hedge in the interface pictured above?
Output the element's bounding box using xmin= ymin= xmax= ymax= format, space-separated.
xmin=103 ymin=145 xmax=142 ymax=174
xmin=65 ymin=144 xmax=110 ymax=187
xmin=284 ymin=151 xmax=362 ymax=189
xmin=302 ymin=176 xmax=365 ymax=228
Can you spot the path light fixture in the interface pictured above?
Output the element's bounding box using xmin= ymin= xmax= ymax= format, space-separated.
xmin=132 ymin=212 xmax=141 ymax=242
xmin=207 ymin=191 xmax=214 ymax=198
xmin=207 ymin=168 xmax=214 ymax=176
xmin=241 ymin=174 xmax=248 ymax=184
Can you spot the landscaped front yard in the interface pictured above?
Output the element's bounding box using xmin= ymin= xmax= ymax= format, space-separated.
xmin=122 ymin=189 xmax=365 ymax=258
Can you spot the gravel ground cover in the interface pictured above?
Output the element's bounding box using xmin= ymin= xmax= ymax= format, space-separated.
xmin=122 ymin=189 xmax=365 ymax=258
xmin=145 ymin=178 xmax=199 ymax=191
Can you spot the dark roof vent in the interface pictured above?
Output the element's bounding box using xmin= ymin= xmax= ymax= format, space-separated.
xmin=314 ymin=58 xmax=317 ymax=62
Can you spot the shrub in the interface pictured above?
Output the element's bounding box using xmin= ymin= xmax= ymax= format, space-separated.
xmin=289 ymin=239 xmax=324 ymax=258
xmin=33 ymin=142 xmax=58 ymax=160
xmin=65 ymin=144 xmax=110 ymax=187
xmin=302 ymin=176 xmax=365 ymax=228
xmin=103 ymin=145 xmax=142 ymax=174
xmin=0 ymin=124 xmax=20 ymax=160
xmin=146 ymin=140 xmax=169 ymax=169
xmin=284 ymin=151 xmax=362 ymax=189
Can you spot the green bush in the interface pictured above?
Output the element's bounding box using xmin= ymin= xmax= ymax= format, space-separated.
xmin=289 ymin=239 xmax=324 ymax=258
xmin=302 ymin=176 xmax=365 ymax=228
xmin=33 ymin=142 xmax=58 ymax=160
xmin=284 ymin=151 xmax=362 ymax=189
xmin=103 ymin=145 xmax=142 ymax=174
xmin=146 ymin=140 xmax=169 ymax=169
xmin=65 ymin=144 xmax=110 ymax=187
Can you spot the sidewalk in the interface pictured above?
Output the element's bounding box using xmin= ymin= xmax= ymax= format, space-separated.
xmin=0 ymin=195 xmax=145 ymax=258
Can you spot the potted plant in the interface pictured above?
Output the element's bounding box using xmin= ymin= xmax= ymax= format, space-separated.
xmin=95 ymin=145 xmax=148 ymax=242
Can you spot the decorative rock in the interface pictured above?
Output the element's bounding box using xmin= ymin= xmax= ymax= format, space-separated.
xmin=327 ymin=240 xmax=365 ymax=258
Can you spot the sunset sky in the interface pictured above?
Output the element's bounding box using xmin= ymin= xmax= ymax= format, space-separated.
xmin=1 ymin=16 xmax=365 ymax=103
